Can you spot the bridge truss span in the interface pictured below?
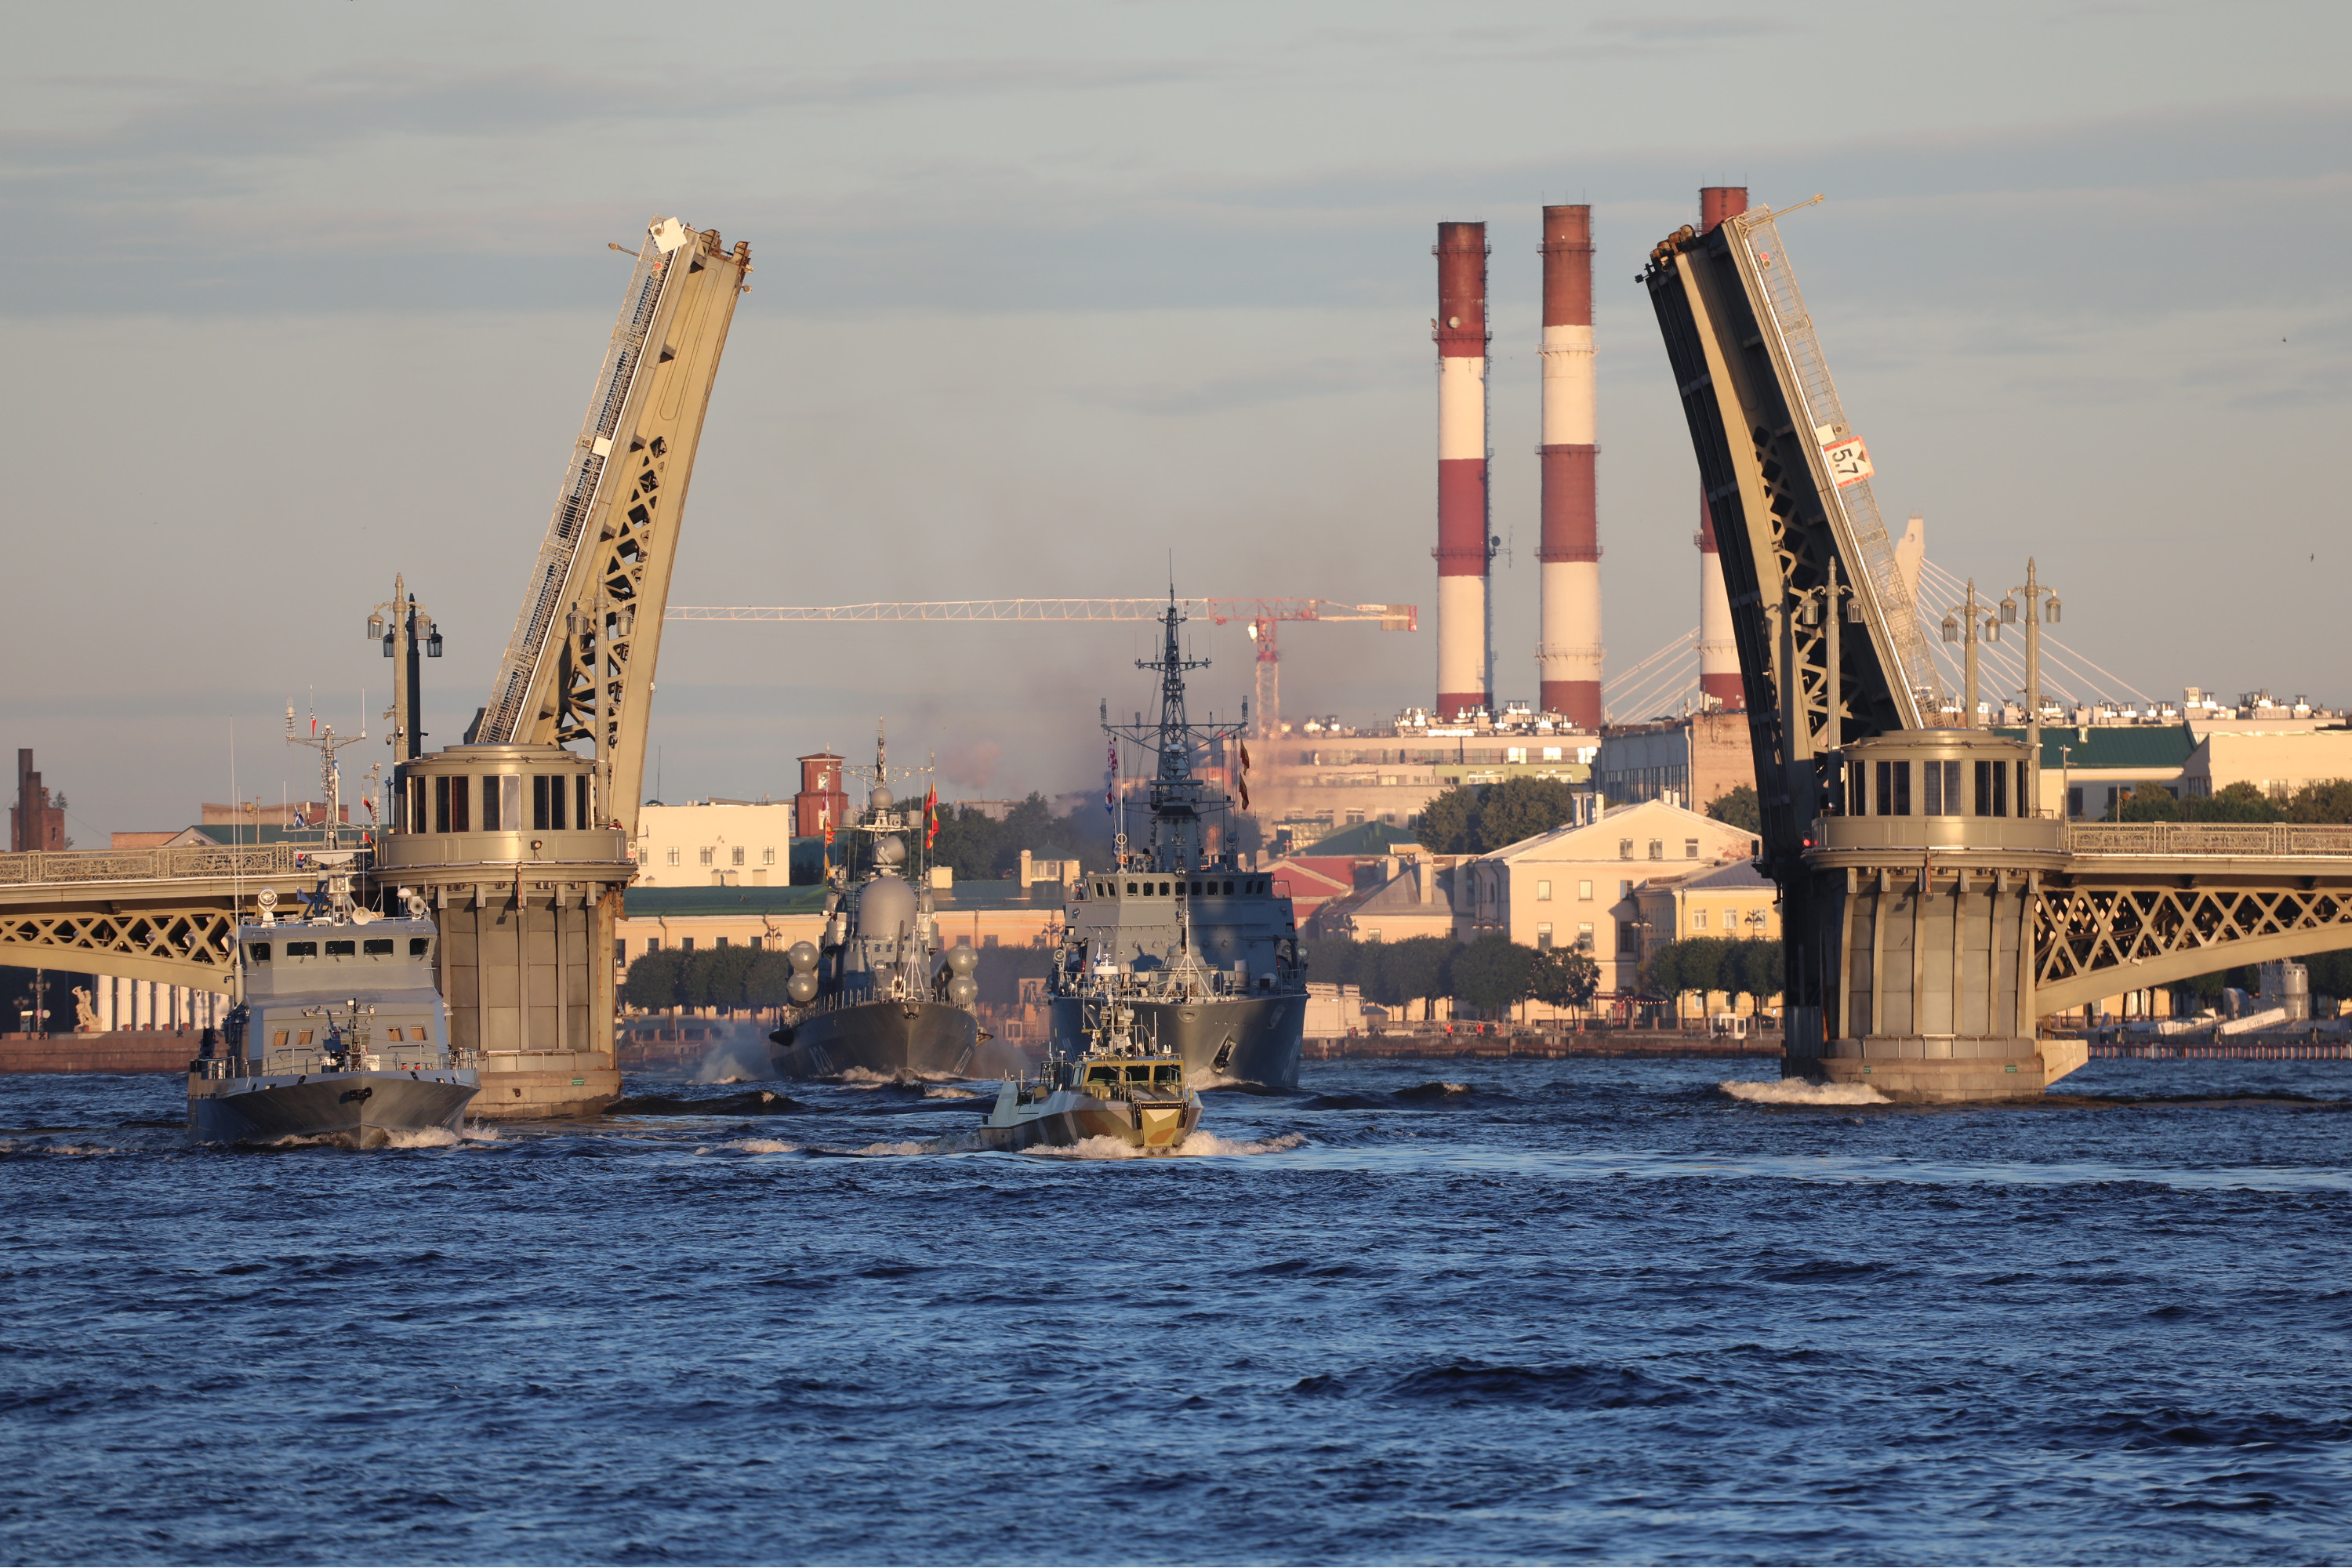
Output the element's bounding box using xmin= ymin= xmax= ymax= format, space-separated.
xmin=2036 ymin=823 xmax=2352 ymax=1015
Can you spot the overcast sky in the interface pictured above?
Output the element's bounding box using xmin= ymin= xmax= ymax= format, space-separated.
xmin=6 ymin=1 xmax=2347 ymax=838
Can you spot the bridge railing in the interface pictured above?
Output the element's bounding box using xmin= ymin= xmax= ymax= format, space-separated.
xmin=2067 ymin=823 xmax=2352 ymax=858
xmin=0 ymin=842 xmax=319 ymax=887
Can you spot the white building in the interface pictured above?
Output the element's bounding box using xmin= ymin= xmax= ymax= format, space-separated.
xmin=1454 ymin=799 xmax=1762 ymax=993
xmin=632 ymin=801 xmax=799 ymax=887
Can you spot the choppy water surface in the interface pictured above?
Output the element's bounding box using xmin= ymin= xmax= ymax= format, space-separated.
xmin=4 ymin=1056 xmax=2350 ymax=1566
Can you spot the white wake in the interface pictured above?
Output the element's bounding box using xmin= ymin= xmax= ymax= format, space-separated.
xmin=1719 ymin=1079 xmax=1889 ymax=1105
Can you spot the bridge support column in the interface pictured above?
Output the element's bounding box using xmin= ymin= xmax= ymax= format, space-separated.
xmin=376 ymin=742 xmax=629 ymax=1120
xmin=1793 ymin=733 xmax=2078 ymax=1102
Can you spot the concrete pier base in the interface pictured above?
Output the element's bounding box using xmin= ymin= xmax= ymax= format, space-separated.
xmin=471 ymin=1051 xmax=623 ymax=1120
xmin=1784 ymin=1037 xmax=2089 ymax=1102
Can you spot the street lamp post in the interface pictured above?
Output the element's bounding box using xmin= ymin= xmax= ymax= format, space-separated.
xmin=1939 ymin=578 xmax=2000 ymax=728
xmin=365 ymin=574 xmax=444 ymax=769
xmin=2001 ymin=559 xmax=2063 ymax=815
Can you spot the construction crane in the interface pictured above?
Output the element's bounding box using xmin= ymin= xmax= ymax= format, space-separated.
xmin=666 ymin=598 xmax=1418 ymax=736
xmin=477 ymin=216 xmax=754 ymax=834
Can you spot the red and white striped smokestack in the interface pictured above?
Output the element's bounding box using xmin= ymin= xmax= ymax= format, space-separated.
xmin=1695 ymin=186 xmax=1747 ymax=710
xmin=1537 ymin=205 xmax=1601 ymax=729
xmin=1434 ymin=221 xmax=1491 ymax=721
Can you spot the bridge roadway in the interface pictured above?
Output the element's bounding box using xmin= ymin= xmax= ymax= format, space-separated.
xmin=9 ymin=822 xmax=2352 ymax=1025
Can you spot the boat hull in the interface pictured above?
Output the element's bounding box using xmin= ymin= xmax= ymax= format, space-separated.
xmin=977 ymin=1095 xmax=1200 ymax=1153
xmin=770 ymin=1000 xmax=992 ymax=1080
xmin=1047 ymin=993 xmax=1306 ymax=1087
xmin=187 ymin=1069 xmax=479 ymax=1149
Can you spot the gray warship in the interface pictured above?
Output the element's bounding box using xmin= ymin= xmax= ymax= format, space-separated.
xmin=768 ymin=727 xmax=989 ymax=1080
xmin=1048 ymin=596 xmax=1308 ymax=1087
xmin=187 ymin=724 xmax=477 ymax=1145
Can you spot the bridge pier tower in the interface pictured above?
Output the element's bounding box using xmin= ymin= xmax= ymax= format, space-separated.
xmin=378 ymin=743 xmax=629 ymax=1119
xmin=1788 ymin=732 xmax=2085 ymax=1101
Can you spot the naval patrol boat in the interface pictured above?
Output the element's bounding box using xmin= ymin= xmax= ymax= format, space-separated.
xmin=768 ymin=727 xmax=985 ymax=1080
xmin=978 ymin=996 xmax=1200 ymax=1153
xmin=187 ymin=731 xmax=477 ymax=1146
xmin=1047 ymin=596 xmax=1308 ymax=1087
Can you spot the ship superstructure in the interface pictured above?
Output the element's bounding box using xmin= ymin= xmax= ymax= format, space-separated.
xmin=768 ymin=725 xmax=991 ymax=1080
xmin=1050 ymin=596 xmax=1308 ymax=1087
xmin=188 ymin=724 xmax=477 ymax=1145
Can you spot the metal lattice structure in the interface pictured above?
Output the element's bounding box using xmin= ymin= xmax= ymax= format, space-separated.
xmin=1643 ymin=205 xmax=1941 ymax=876
xmin=0 ymin=906 xmax=241 ymax=990
xmin=477 ymin=216 xmax=753 ymax=837
xmin=2034 ymin=824 xmax=2352 ymax=1014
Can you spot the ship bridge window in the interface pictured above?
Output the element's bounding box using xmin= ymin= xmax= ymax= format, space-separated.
xmin=247 ymin=942 xmax=271 ymax=963
xmin=1086 ymin=1065 xmax=1120 ymax=1084
xmin=285 ymin=941 xmax=318 ymax=957
xmin=1124 ymin=1065 xmax=1154 ymax=1083
xmin=1153 ymin=1065 xmax=1181 ymax=1084
xmin=363 ymin=938 xmax=394 ymax=956
xmin=1160 ymin=881 xmax=1171 ymax=896
xmin=409 ymin=937 xmax=430 ymax=956
xmin=325 ymin=940 xmax=356 ymax=956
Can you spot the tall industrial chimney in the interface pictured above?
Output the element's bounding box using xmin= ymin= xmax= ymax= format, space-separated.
xmin=1434 ymin=221 xmax=1491 ymax=721
xmin=1537 ymin=205 xmax=1601 ymax=728
xmin=1696 ymin=186 xmax=1748 ymax=710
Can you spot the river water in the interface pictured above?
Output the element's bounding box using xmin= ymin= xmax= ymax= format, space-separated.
xmin=3 ymin=1056 xmax=2349 ymax=1566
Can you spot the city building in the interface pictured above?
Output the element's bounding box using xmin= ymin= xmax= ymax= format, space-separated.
xmin=2183 ymin=727 xmax=2352 ymax=801
xmin=633 ymin=800 xmax=800 ymax=886
xmin=614 ymin=880 xmax=1067 ymax=974
xmin=1593 ymin=710 xmax=1755 ymax=812
xmin=11 ymin=750 xmax=67 ymax=852
xmin=1453 ymin=800 xmax=1762 ymax=993
xmin=1633 ymin=859 xmax=1780 ymax=948
xmin=1320 ymin=851 xmax=1459 ymax=944
xmin=791 ymin=751 xmax=848 ymax=841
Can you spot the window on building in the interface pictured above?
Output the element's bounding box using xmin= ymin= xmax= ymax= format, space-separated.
xmin=614 ymin=941 xmax=626 ymax=965
xmin=1685 ymin=838 xmax=1699 ymax=858
xmin=1692 ymin=908 xmax=1708 ymax=930
xmin=1619 ymin=921 xmax=1641 ymax=953
xmin=715 ymin=936 xmax=728 ymax=949
xmin=666 ymin=847 xmax=681 ymax=866
xmin=1536 ymin=924 xmax=1554 ymax=950
xmin=500 ymin=774 xmax=521 ymax=833
xmin=1647 ymin=840 xmax=1663 ymax=860
xmin=1364 ymin=927 xmax=1382 ymax=942
xmin=1619 ymin=880 xmax=1633 ymax=900
xmin=1577 ymin=923 xmax=1594 ymax=951
xmin=2017 ymin=760 xmax=2031 ymax=818
xmin=731 ymin=845 xmax=746 ymax=866
xmin=2068 ymin=786 xmax=2085 ymax=819
xmin=434 ymin=775 xmax=451 ymax=833
xmin=1578 ymin=880 xmax=1593 ymax=901
xmin=532 ymin=775 xmax=549 ymax=830
xmin=699 ymin=846 xmax=714 ymax=866
xmin=645 ymin=938 xmax=660 ymax=953
xmin=451 ymin=776 xmax=471 ymax=833
xmin=1537 ymin=880 xmax=1552 ymax=902
xmin=1345 ymin=809 xmax=1367 ymax=825
xmin=680 ymin=938 xmax=695 ymax=952
xmin=1849 ymin=757 xmax=1867 ymax=815
xmin=1619 ymin=838 xmax=1634 ymax=859
xmin=1875 ymin=758 xmax=1912 ymax=816
xmin=576 ymin=775 xmax=591 ymax=831
xmin=1923 ymin=758 xmax=1961 ymax=816
xmin=763 ymin=847 xmax=776 ymax=866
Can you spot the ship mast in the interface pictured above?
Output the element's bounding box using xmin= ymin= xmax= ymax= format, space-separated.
xmin=1102 ymin=591 xmax=1248 ymax=873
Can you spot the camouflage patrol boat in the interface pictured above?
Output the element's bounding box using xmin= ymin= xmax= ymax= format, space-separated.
xmin=978 ymin=998 xmax=1200 ymax=1152
xmin=1047 ymin=595 xmax=1308 ymax=1087
xmin=769 ymin=726 xmax=988 ymax=1080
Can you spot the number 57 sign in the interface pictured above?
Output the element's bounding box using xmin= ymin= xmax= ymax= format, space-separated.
xmin=1821 ymin=435 xmax=1874 ymax=488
